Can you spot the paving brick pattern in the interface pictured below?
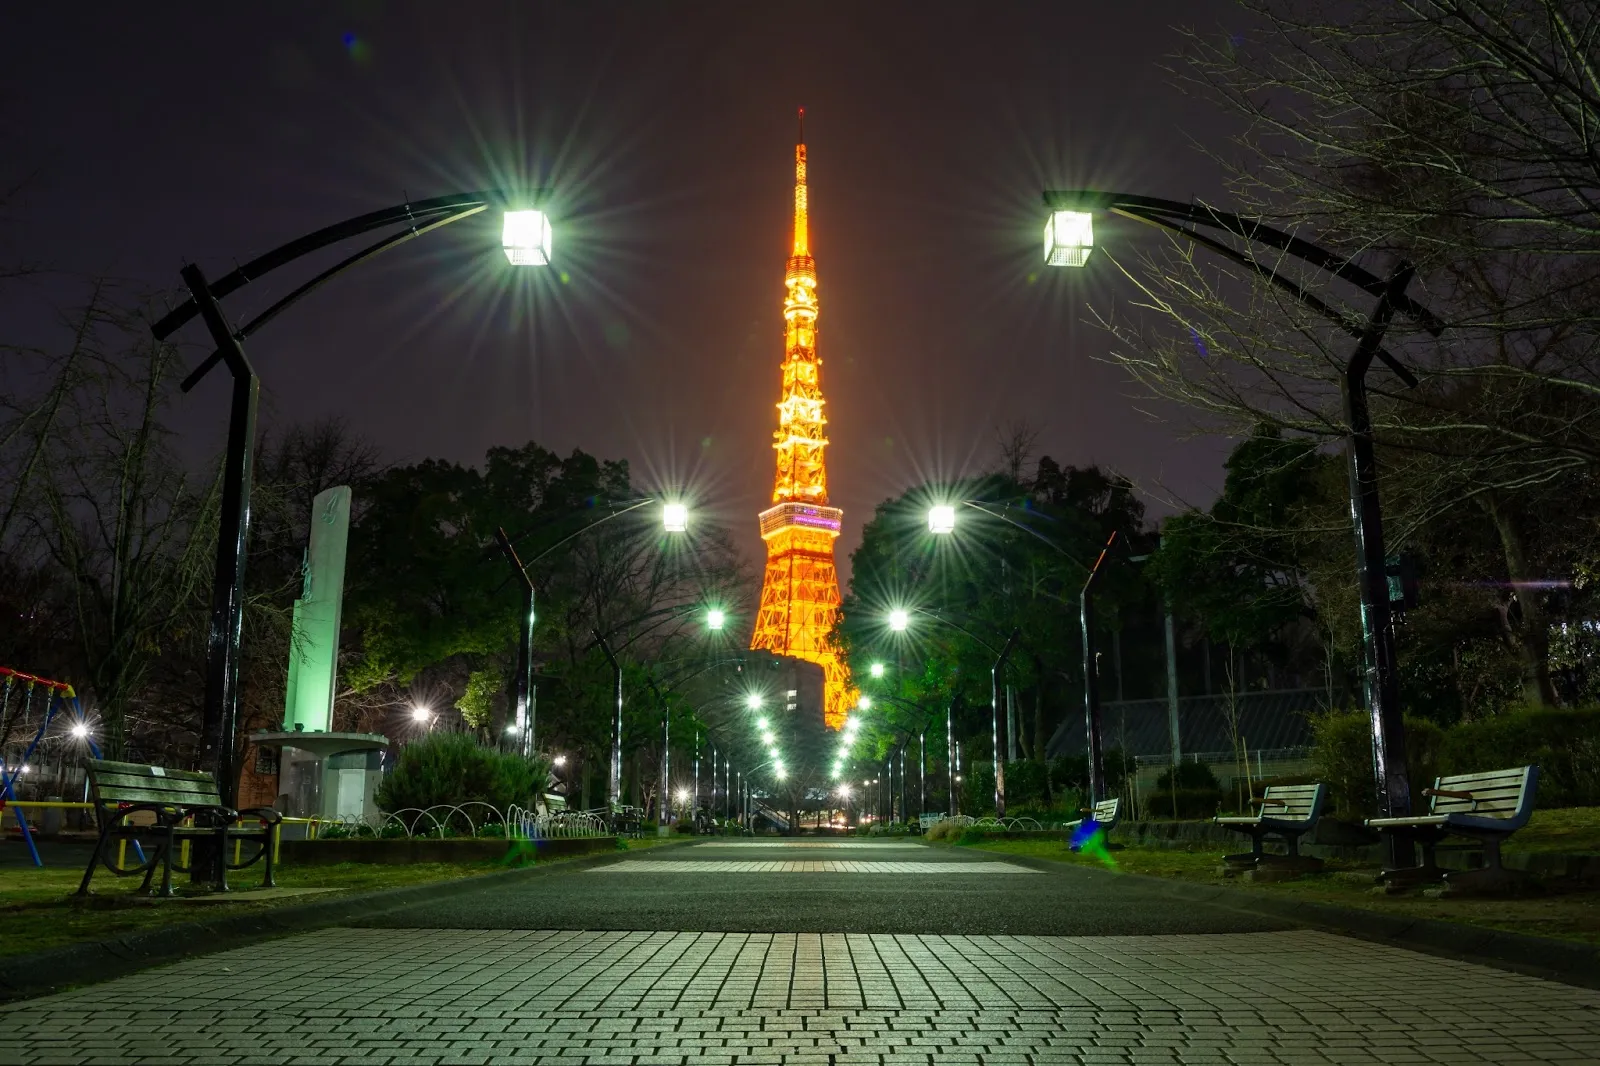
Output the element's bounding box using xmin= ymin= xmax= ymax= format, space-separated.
xmin=5 ymin=928 xmax=1598 ymax=1065
xmin=694 ymin=843 xmax=929 ymax=850
xmin=595 ymin=860 xmax=1040 ymax=874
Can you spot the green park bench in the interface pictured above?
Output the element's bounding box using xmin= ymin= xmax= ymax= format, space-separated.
xmin=77 ymin=759 xmax=282 ymax=898
xmin=1366 ymin=765 xmax=1539 ymax=891
xmin=1215 ymin=783 xmax=1327 ymax=871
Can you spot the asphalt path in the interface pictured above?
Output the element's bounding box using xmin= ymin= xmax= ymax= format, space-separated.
xmin=358 ymin=838 xmax=1294 ymax=936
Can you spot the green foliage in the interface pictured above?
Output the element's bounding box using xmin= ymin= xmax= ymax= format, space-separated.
xmin=1439 ymin=706 xmax=1600 ymax=807
xmin=1150 ymin=787 xmax=1223 ymax=820
xmin=455 ymin=668 xmax=503 ymax=729
xmin=375 ymin=732 xmax=552 ymax=815
xmin=1154 ymin=762 xmax=1221 ymax=792
xmin=1003 ymin=760 xmax=1048 ymax=807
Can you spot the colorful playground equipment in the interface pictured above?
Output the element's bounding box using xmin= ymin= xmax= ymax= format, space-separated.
xmin=0 ymin=666 xmax=101 ymax=868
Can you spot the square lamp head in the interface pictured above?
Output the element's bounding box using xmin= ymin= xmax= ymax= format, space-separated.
xmin=662 ymin=502 xmax=689 ymax=532
xmin=928 ymin=504 xmax=956 ymax=534
xmin=502 ymin=209 xmax=552 ymax=266
xmin=1044 ymin=210 xmax=1094 ymax=267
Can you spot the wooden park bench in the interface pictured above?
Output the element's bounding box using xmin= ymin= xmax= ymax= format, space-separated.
xmin=1366 ymin=765 xmax=1539 ymax=891
xmin=1065 ymin=797 xmax=1120 ymax=850
xmin=1215 ymin=783 xmax=1327 ymax=871
xmin=609 ymin=804 xmax=645 ymax=838
xmin=77 ymin=759 xmax=282 ymax=898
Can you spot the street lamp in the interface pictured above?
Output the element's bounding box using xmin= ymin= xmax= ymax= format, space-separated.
xmin=858 ymin=695 xmax=873 ymax=710
xmin=151 ymin=190 xmax=550 ymax=808
xmin=888 ymin=608 xmax=910 ymax=632
xmin=1039 ymin=189 xmax=1444 ymax=856
xmin=70 ymin=722 xmax=89 ymax=739
xmin=662 ymin=502 xmax=690 ymax=533
xmin=746 ymin=693 xmax=764 ymax=710
xmin=707 ymin=608 xmax=726 ymax=632
xmin=927 ymin=504 xmax=957 ymax=535
xmin=1043 ymin=210 xmax=1094 ymax=267
xmin=409 ymin=706 xmax=432 ymax=724
xmin=869 ymin=662 xmax=885 ymax=679
xmin=502 ymin=209 xmax=553 ymax=265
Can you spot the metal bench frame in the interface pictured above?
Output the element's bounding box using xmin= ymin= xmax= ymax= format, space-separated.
xmin=1365 ymin=765 xmax=1539 ymax=889
xmin=77 ymin=758 xmax=282 ymax=898
xmin=1215 ymin=783 xmax=1327 ymax=867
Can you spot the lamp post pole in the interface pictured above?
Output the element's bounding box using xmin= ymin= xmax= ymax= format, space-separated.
xmin=990 ymin=630 xmax=1020 ymax=817
xmin=1080 ymin=531 xmax=1118 ymax=804
xmin=946 ymin=701 xmax=956 ymax=816
xmin=593 ymin=631 xmax=624 ymax=811
xmin=495 ymin=529 xmax=536 ymax=757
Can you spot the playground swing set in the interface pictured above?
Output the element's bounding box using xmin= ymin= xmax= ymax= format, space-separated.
xmin=0 ymin=665 xmax=102 ymax=868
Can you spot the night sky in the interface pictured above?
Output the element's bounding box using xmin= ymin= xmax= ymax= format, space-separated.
xmin=4 ymin=2 xmax=1244 ymax=577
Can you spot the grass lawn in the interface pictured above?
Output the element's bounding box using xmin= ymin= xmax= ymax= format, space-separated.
xmin=959 ymin=836 xmax=1600 ymax=947
xmin=1 ymin=834 xmax=675 ymax=959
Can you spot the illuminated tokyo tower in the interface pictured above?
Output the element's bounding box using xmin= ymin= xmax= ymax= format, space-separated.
xmin=751 ymin=109 xmax=853 ymax=730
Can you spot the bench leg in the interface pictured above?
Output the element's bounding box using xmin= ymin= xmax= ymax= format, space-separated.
xmin=153 ymin=833 xmax=176 ymax=898
xmin=263 ymin=827 xmax=278 ymax=889
xmin=76 ymin=823 xmax=119 ymax=897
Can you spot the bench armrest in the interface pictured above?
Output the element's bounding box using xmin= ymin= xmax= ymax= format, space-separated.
xmin=232 ymin=807 xmax=284 ymax=826
xmin=1423 ymin=787 xmax=1476 ymax=801
xmin=1256 ymin=799 xmax=1289 ymax=808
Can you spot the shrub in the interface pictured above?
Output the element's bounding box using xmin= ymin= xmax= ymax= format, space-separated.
xmin=1004 ymin=760 xmax=1048 ymax=807
xmin=1439 ymin=706 xmax=1600 ymax=807
xmin=1154 ymin=762 xmax=1220 ymax=792
xmin=1147 ymin=787 xmax=1223 ymax=820
xmin=376 ymin=732 xmax=551 ymax=825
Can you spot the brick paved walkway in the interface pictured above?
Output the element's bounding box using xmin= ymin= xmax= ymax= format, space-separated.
xmin=4 ymin=927 xmax=1598 ymax=1064
xmin=595 ymin=860 xmax=1040 ymax=874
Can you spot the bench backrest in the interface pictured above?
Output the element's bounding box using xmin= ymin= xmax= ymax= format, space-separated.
xmin=1428 ymin=765 xmax=1538 ymax=824
xmin=84 ymin=758 xmax=221 ymax=820
xmin=1092 ymin=797 xmax=1120 ymax=825
xmin=1259 ymin=783 xmax=1325 ymax=824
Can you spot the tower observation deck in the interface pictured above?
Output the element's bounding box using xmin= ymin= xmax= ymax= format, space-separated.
xmin=750 ymin=110 xmax=853 ymax=729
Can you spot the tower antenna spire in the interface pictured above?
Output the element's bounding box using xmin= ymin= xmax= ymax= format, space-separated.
xmin=798 ymin=106 xmax=805 ymax=145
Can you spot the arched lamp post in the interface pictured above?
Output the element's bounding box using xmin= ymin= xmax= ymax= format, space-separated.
xmin=1040 ymin=190 xmax=1444 ymax=859
xmin=152 ymin=191 xmax=551 ymax=808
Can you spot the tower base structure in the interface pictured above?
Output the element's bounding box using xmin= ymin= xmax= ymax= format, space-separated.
xmin=751 ymin=502 xmax=853 ymax=729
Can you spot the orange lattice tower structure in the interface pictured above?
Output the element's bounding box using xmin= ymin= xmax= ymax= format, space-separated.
xmin=751 ymin=110 xmax=853 ymax=730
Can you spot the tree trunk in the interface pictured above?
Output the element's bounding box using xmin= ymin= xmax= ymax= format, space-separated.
xmin=1482 ymin=493 xmax=1559 ymax=707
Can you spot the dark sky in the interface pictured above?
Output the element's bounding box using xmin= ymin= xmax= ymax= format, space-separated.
xmin=3 ymin=1 xmax=1245 ymax=577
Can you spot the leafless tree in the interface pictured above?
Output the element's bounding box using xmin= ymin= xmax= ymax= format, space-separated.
xmin=1093 ymin=0 xmax=1600 ymax=704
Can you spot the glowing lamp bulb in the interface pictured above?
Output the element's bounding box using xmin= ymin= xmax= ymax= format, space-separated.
xmin=662 ymin=502 xmax=689 ymax=533
xmin=1044 ymin=209 xmax=1094 ymax=267
xmin=707 ymin=608 xmax=725 ymax=631
xmin=502 ymin=209 xmax=552 ymax=266
xmin=761 ymin=731 xmax=775 ymax=746
xmin=870 ymin=662 xmax=885 ymax=679
xmin=71 ymin=722 xmax=90 ymax=739
xmin=888 ymin=608 xmax=909 ymax=632
xmin=928 ymin=505 xmax=957 ymax=534
xmin=746 ymin=694 xmax=763 ymax=710
xmin=756 ymin=717 xmax=770 ymax=730
xmin=676 ymin=788 xmax=690 ymax=802
xmin=410 ymin=706 xmax=432 ymax=723
xmin=553 ymin=755 xmax=567 ymax=767
xmin=858 ymin=695 xmax=873 ymax=710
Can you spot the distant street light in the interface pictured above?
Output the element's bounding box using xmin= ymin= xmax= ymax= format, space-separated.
xmin=858 ymin=695 xmax=873 ymax=710
xmin=927 ymin=504 xmax=957 ymax=535
xmin=888 ymin=608 xmax=910 ymax=632
xmin=663 ymin=502 xmax=690 ymax=533
xmin=869 ymin=662 xmax=885 ymax=678
xmin=410 ymin=706 xmax=432 ymax=724
xmin=70 ymin=722 xmax=90 ymax=739
xmin=553 ymin=755 xmax=567 ymax=767
xmin=746 ymin=693 xmax=764 ymax=710
xmin=707 ymin=608 xmax=726 ymax=631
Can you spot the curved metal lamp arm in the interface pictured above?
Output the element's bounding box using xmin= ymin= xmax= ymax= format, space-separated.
xmin=959 ymin=500 xmax=1091 ymax=571
xmin=153 ymin=189 xmax=519 ymax=341
xmin=1043 ymin=190 xmax=1443 ymax=337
